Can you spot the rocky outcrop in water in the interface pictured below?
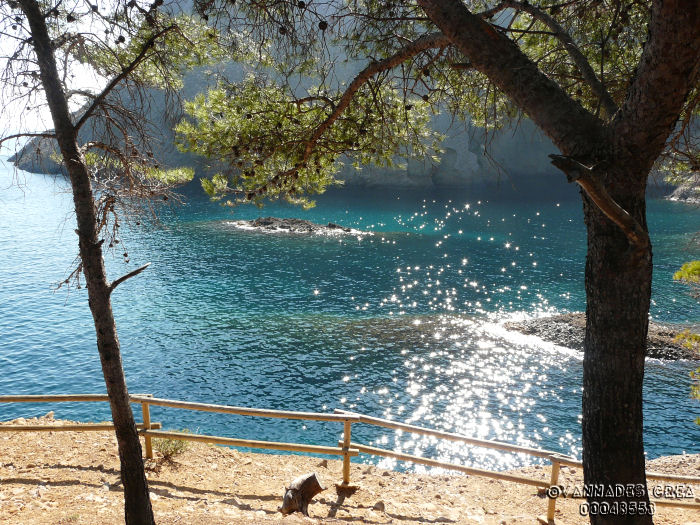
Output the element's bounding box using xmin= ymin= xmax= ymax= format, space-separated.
xmin=666 ymin=179 xmax=700 ymax=204
xmin=231 ymin=217 xmax=368 ymax=235
xmin=504 ymin=313 xmax=698 ymax=360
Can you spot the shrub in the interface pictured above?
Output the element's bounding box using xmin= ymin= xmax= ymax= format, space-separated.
xmin=153 ymin=431 xmax=192 ymax=460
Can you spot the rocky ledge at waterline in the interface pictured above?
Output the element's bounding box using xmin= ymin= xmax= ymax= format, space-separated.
xmin=505 ymin=313 xmax=698 ymax=360
xmin=228 ymin=217 xmax=371 ymax=236
xmin=666 ymin=180 xmax=700 ymax=204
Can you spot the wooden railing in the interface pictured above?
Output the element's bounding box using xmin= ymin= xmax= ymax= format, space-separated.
xmin=127 ymin=395 xmax=360 ymax=479
xmin=1 ymin=394 xmax=698 ymax=523
xmin=0 ymin=393 xmax=360 ymax=485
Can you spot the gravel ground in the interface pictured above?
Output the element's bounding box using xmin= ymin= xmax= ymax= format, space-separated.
xmin=1 ymin=414 xmax=699 ymax=524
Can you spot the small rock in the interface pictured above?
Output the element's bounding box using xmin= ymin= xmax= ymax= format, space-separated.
xmin=382 ymin=471 xmax=390 ymax=477
xmin=373 ymin=501 xmax=385 ymax=512
xmin=317 ymin=459 xmax=328 ymax=468
xmin=44 ymin=412 xmax=54 ymax=420
xmin=34 ymin=485 xmax=48 ymax=498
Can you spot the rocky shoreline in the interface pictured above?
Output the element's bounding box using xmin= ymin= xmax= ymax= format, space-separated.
xmin=504 ymin=312 xmax=698 ymax=360
xmin=666 ymin=179 xmax=700 ymax=204
xmin=229 ymin=217 xmax=370 ymax=235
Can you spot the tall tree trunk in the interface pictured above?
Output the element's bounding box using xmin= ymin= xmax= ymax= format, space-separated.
xmin=19 ymin=1 xmax=155 ymax=523
xmin=581 ymin=171 xmax=653 ymax=525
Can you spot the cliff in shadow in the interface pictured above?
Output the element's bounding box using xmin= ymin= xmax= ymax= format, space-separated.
xmin=9 ymin=64 xmax=618 ymax=199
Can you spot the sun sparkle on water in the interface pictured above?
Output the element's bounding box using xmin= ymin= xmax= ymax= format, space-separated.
xmin=1 ymin=164 xmax=698 ymax=472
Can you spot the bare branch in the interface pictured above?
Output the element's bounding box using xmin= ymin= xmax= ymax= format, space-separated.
xmin=74 ymin=25 xmax=177 ymax=131
xmin=81 ymin=140 xmax=127 ymax=160
xmin=108 ymin=262 xmax=151 ymax=294
xmin=0 ymin=131 xmax=56 ymax=146
xmin=549 ymin=154 xmax=649 ymax=252
xmin=449 ymin=61 xmax=472 ymax=70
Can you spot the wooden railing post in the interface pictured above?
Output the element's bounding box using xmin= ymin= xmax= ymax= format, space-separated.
xmin=547 ymin=459 xmax=561 ymax=523
xmin=141 ymin=401 xmax=153 ymax=459
xmin=342 ymin=420 xmax=352 ymax=485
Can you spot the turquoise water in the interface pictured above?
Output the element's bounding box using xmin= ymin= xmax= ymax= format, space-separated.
xmin=0 ymin=157 xmax=698 ymax=471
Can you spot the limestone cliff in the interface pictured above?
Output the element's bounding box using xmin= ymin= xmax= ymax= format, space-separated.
xmin=10 ymin=65 xmax=569 ymax=195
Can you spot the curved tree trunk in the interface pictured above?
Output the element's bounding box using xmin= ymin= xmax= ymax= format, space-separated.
xmin=581 ymin=174 xmax=653 ymax=525
xmin=413 ymin=3 xmax=697 ymax=522
xmin=19 ymin=1 xmax=155 ymax=523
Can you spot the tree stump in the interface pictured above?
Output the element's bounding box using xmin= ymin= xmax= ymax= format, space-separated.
xmin=279 ymin=472 xmax=325 ymax=516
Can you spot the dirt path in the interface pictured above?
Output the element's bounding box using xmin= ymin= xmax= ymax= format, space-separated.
xmin=1 ymin=415 xmax=698 ymax=524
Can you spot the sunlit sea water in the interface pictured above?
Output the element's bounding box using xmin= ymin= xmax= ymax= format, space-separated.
xmin=1 ymin=158 xmax=698 ymax=472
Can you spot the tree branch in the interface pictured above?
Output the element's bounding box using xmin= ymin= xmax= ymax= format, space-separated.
xmin=306 ymin=32 xmax=450 ymax=157
xmin=262 ymin=32 xmax=451 ymax=189
xmin=549 ymin=154 xmax=649 ymax=252
xmin=109 ymin=262 xmax=151 ymax=294
xmin=82 ymin=140 xmax=127 ymax=160
xmin=0 ymin=131 xmax=56 ymax=147
xmin=612 ymin=0 xmax=700 ymax=173
xmin=416 ymin=0 xmax=606 ymax=158
xmin=496 ymin=0 xmax=618 ymax=118
xmin=74 ymin=25 xmax=176 ymax=131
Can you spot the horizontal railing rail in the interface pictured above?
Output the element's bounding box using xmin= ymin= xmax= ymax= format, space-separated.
xmin=334 ymin=409 xmax=700 ymax=521
xmin=130 ymin=395 xmax=359 ymax=422
xmin=0 ymin=394 xmax=150 ymax=403
xmin=548 ymin=453 xmax=700 ymax=484
xmin=334 ymin=409 xmax=562 ymax=459
xmin=345 ymin=441 xmax=549 ymax=488
xmin=140 ymin=429 xmax=359 ymax=457
xmin=0 ymin=422 xmax=162 ymax=432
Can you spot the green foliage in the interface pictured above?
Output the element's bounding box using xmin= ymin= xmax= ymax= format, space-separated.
xmin=674 ymin=330 xmax=700 ymax=352
xmin=692 ymin=368 xmax=700 ymax=425
xmin=145 ymin=166 xmax=194 ymax=185
xmin=177 ymin=76 xmax=441 ymax=206
xmin=176 ymin=0 xmax=696 ymax=205
xmin=78 ymin=15 xmax=228 ymax=90
xmin=153 ymin=431 xmax=191 ymax=460
xmin=673 ymin=261 xmax=700 ymax=284
xmin=675 ymin=331 xmax=700 ymax=425
xmin=673 ymin=264 xmax=700 ymax=425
